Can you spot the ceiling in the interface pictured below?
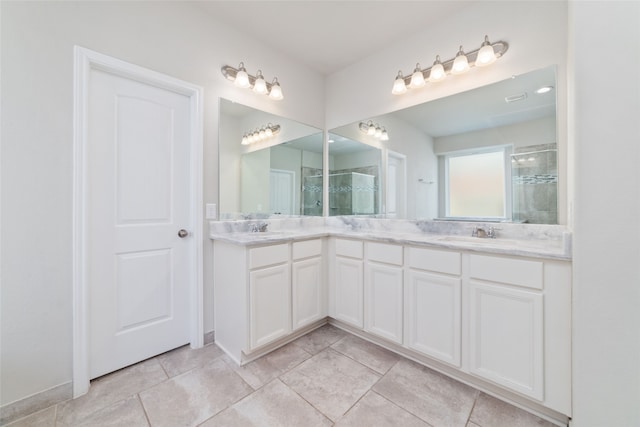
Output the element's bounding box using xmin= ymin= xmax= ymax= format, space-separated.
xmin=197 ymin=1 xmax=476 ymax=75
xmin=212 ymin=2 xmax=556 ymax=142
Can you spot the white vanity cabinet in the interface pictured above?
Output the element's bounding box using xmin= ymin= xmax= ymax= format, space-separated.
xmin=291 ymin=239 xmax=325 ymax=330
xmin=405 ymin=247 xmax=462 ymax=367
xmin=332 ymin=238 xmax=364 ymax=328
xmin=364 ymin=242 xmax=404 ymax=344
xmin=466 ymin=254 xmax=571 ymax=414
xmin=249 ymin=244 xmax=291 ymax=349
xmin=213 ymin=238 xmax=325 ymax=365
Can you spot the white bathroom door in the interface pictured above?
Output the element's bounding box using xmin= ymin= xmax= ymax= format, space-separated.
xmin=386 ymin=151 xmax=407 ymax=218
xmin=87 ymin=68 xmax=193 ymax=379
xmin=270 ymin=169 xmax=295 ymax=215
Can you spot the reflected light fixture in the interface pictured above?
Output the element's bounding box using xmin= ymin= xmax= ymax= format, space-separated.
xmin=222 ymin=62 xmax=284 ymax=100
xmin=241 ymin=123 xmax=281 ymax=145
xmin=391 ymin=36 xmax=508 ymax=95
xmin=359 ymin=121 xmax=389 ymax=141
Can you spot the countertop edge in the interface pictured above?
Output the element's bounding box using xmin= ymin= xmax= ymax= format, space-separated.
xmin=210 ymin=229 xmax=571 ymax=261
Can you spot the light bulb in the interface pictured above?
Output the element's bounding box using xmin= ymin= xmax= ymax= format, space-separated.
xmin=367 ymin=122 xmax=376 ymax=136
xmin=374 ymin=126 xmax=382 ymax=138
xmin=259 ymin=128 xmax=266 ymax=140
xmin=268 ymin=78 xmax=283 ymax=100
xmin=241 ymin=134 xmax=249 ymax=145
xmin=252 ymin=70 xmax=268 ymax=94
xmin=476 ymin=36 xmax=497 ymax=67
xmin=234 ymin=62 xmax=251 ymax=88
xmin=536 ymin=86 xmax=554 ymax=94
xmin=452 ymin=46 xmax=470 ymax=75
xmin=410 ymin=63 xmax=425 ymax=88
xmin=248 ymin=133 xmax=255 ymax=144
xmin=429 ymin=56 xmax=446 ymax=82
xmin=392 ymin=70 xmax=407 ymax=95
xmin=265 ymin=126 xmax=273 ymax=137
xmin=381 ymin=128 xmax=389 ymax=141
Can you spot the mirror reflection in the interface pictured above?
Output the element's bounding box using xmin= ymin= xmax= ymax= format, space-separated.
xmin=329 ymin=65 xmax=558 ymax=224
xmin=327 ymin=136 xmax=382 ymax=216
xmin=219 ymin=98 xmax=323 ymax=219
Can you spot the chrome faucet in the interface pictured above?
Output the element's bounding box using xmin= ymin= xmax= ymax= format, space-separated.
xmin=249 ymin=222 xmax=269 ymax=233
xmin=472 ymin=226 xmax=499 ymax=239
xmin=486 ymin=226 xmax=499 ymax=238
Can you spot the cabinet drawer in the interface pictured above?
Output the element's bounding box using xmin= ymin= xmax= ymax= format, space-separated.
xmin=335 ymin=239 xmax=363 ymax=259
xmin=293 ymin=239 xmax=322 ymax=260
xmin=408 ymin=247 xmax=461 ymax=275
xmin=249 ymin=244 xmax=289 ymax=269
xmin=367 ymin=242 xmax=403 ymax=266
xmin=470 ymin=254 xmax=543 ymax=290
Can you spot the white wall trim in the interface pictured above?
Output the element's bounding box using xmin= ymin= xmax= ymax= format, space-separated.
xmin=72 ymin=46 xmax=204 ymax=398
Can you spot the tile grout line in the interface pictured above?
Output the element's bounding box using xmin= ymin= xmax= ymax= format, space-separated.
xmin=465 ymin=392 xmax=480 ymax=427
xmin=369 ymin=389 xmax=436 ymax=427
xmin=136 ymin=393 xmax=153 ymax=427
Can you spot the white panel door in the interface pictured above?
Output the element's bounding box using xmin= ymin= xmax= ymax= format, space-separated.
xmin=88 ymin=69 xmax=192 ymax=379
xmin=364 ymin=262 xmax=403 ymax=344
xmin=334 ymin=257 xmax=364 ymax=328
xmin=385 ymin=151 xmax=406 ymax=218
xmin=269 ymin=169 xmax=295 ymax=215
xmin=250 ymin=264 xmax=292 ymax=349
xmin=292 ymin=257 xmax=324 ymax=330
xmin=406 ymin=270 xmax=461 ymax=366
xmin=469 ymin=280 xmax=544 ymax=400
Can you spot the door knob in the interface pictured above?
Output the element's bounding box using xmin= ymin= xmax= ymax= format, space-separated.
xmin=178 ymin=229 xmax=189 ymax=238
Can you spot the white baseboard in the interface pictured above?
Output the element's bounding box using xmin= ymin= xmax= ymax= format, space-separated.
xmin=0 ymin=381 xmax=71 ymax=425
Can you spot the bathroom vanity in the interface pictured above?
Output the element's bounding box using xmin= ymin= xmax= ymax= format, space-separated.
xmin=211 ymin=218 xmax=571 ymax=423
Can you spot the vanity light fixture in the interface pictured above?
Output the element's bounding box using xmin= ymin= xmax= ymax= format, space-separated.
xmin=359 ymin=121 xmax=389 ymax=141
xmin=241 ymin=123 xmax=281 ymax=145
xmin=392 ymin=35 xmax=508 ymax=95
xmin=222 ymin=62 xmax=284 ymax=100
xmin=451 ymin=46 xmax=470 ymax=75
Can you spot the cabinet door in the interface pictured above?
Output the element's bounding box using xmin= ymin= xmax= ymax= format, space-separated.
xmin=334 ymin=256 xmax=363 ymax=328
xmin=249 ymin=264 xmax=291 ymax=350
xmin=406 ymin=270 xmax=461 ymax=367
xmin=364 ymin=262 xmax=403 ymax=343
xmin=469 ymin=280 xmax=543 ymax=400
xmin=292 ymin=257 xmax=324 ymax=330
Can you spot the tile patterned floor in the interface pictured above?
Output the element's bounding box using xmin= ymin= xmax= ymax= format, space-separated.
xmin=6 ymin=325 xmax=558 ymax=427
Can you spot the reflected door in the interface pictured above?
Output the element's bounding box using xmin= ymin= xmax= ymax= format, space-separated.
xmin=269 ymin=169 xmax=295 ymax=215
xmin=88 ymin=68 xmax=192 ymax=379
xmin=386 ymin=151 xmax=406 ymax=218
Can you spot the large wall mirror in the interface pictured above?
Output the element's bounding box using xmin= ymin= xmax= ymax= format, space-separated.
xmin=329 ymin=65 xmax=558 ymax=224
xmin=219 ymin=98 xmax=323 ymax=219
xmin=326 ymin=135 xmax=382 ymax=216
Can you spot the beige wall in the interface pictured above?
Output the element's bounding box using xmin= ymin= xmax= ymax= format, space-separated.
xmin=0 ymin=1 xmax=324 ymax=405
xmin=570 ymin=2 xmax=640 ymax=426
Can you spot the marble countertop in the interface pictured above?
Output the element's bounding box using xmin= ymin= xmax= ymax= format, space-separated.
xmin=210 ymin=220 xmax=571 ymax=261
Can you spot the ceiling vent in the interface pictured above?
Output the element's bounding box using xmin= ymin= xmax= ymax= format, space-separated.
xmin=505 ymin=92 xmax=528 ymax=103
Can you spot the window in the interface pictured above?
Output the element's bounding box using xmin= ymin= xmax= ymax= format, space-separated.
xmin=443 ymin=147 xmax=510 ymax=219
